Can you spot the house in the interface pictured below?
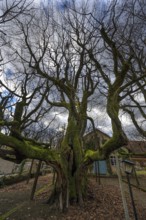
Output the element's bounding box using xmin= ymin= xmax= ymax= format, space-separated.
xmin=0 ymin=157 xmax=51 ymax=178
xmin=83 ymin=129 xmax=110 ymax=151
xmin=83 ymin=129 xmax=112 ymax=175
xmin=83 ymin=129 xmax=146 ymax=175
xmin=124 ymin=141 xmax=146 ymax=167
xmin=0 ymin=158 xmax=38 ymax=175
xmin=0 ymin=158 xmax=14 ymax=174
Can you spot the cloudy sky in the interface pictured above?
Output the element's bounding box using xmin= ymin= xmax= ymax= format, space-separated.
xmin=1 ymin=0 xmax=144 ymax=140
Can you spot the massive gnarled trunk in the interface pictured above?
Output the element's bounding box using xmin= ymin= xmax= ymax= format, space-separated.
xmin=51 ymin=110 xmax=87 ymax=209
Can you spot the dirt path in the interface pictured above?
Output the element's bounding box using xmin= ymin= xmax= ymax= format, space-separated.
xmin=0 ymin=174 xmax=53 ymax=220
xmin=0 ymin=175 xmax=146 ymax=220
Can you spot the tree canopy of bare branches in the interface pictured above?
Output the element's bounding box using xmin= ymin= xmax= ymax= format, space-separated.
xmin=0 ymin=0 xmax=146 ymax=210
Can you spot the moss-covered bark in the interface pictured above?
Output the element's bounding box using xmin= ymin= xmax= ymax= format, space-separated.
xmin=0 ymin=132 xmax=60 ymax=163
xmin=0 ymin=106 xmax=88 ymax=210
xmin=59 ymin=110 xmax=86 ymax=206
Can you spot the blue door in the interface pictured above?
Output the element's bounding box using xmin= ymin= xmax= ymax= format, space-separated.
xmin=93 ymin=160 xmax=107 ymax=175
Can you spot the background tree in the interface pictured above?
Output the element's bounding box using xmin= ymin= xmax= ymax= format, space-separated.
xmin=0 ymin=0 xmax=33 ymax=62
xmin=117 ymin=0 xmax=146 ymax=139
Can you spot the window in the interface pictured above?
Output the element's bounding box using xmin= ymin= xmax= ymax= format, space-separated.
xmin=110 ymin=156 xmax=116 ymax=166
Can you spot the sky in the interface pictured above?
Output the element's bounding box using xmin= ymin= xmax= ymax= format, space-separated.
xmin=1 ymin=0 xmax=145 ymax=140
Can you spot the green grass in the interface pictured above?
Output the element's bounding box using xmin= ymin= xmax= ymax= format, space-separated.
xmin=0 ymin=183 xmax=52 ymax=220
xmin=35 ymin=183 xmax=52 ymax=196
xmin=0 ymin=202 xmax=25 ymax=220
xmin=136 ymin=170 xmax=146 ymax=176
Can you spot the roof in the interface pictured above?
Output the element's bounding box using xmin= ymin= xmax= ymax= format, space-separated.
xmin=126 ymin=141 xmax=146 ymax=154
xmin=84 ymin=128 xmax=146 ymax=155
xmin=84 ymin=128 xmax=110 ymax=140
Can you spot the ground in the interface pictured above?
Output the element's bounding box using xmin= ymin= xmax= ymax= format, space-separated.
xmin=0 ymin=174 xmax=146 ymax=220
